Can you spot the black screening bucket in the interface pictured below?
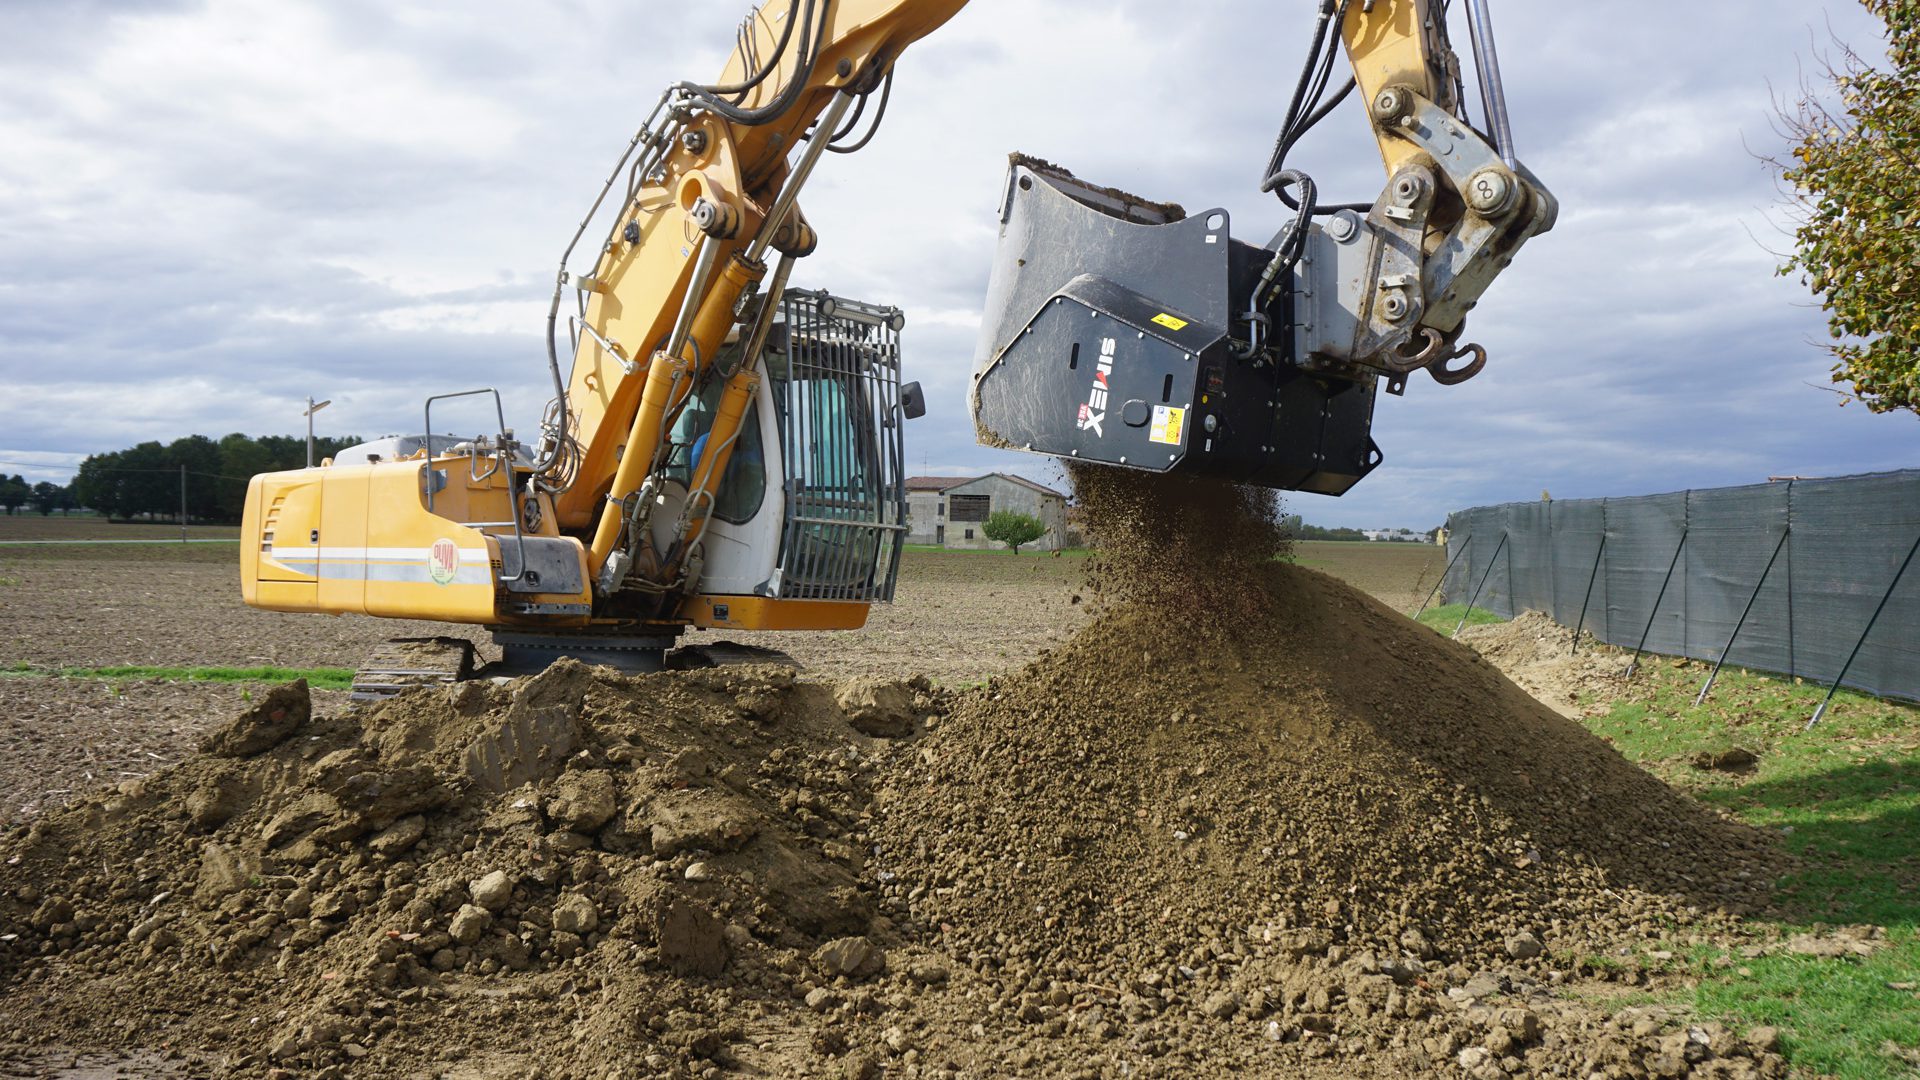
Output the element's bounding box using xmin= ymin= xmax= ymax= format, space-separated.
xmin=969 ymin=158 xmax=1381 ymax=496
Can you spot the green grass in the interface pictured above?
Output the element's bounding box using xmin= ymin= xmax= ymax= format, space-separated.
xmin=0 ymin=542 xmax=238 ymax=564
xmin=1574 ymin=658 xmax=1920 ymax=1078
xmin=1414 ymin=603 xmax=1506 ymax=634
xmin=1 ymin=663 xmax=354 ymax=691
xmin=1397 ymin=596 xmax=1920 ymax=1075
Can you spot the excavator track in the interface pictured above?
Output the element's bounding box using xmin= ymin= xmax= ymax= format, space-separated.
xmin=668 ymin=640 xmax=800 ymax=670
xmin=351 ymin=637 xmax=478 ymax=701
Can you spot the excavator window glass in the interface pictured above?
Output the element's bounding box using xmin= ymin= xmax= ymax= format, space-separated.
xmin=663 ymin=378 xmax=766 ymax=525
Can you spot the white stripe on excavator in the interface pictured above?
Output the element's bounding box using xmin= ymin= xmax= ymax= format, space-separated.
xmin=270 ymin=547 xmax=490 ymax=562
xmin=266 ymin=546 xmax=495 ymax=585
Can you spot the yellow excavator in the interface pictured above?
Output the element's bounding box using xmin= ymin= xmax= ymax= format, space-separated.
xmin=240 ymin=0 xmax=1553 ymax=688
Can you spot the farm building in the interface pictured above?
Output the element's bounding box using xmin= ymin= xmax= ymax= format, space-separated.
xmin=905 ymin=473 xmax=1069 ymax=551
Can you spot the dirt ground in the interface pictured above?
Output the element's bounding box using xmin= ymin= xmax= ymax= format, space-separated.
xmin=0 ymin=516 xmax=240 ymax=543
xmin=0 ymin=678 xmax=353 ymax=824
xmin=0 ymin=540 xmax=1419 ymax=876
xmin=0 ymin=545 xmax=1088 ymax=680
xmin=0 ymin=545 xmax=1087 ymax=830
xmin=0 ymin=543 xmax=1432 ymax=680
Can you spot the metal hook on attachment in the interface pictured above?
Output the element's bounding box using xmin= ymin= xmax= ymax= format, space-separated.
xmin=1384 ymin=327 xmax=1446 ymax=374
xmin=1429 ymin=342 xmax=1488 ymax=385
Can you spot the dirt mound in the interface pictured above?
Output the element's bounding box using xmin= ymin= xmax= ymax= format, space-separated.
xmin=952 ymin=473 xmax=1778 ymax=955
xmin=1456 ymin=611 xmax=1628 ymax=717
xmin=0 ymin=662 xmax=944 ymax=1077
xmin=877 ymin=563 xmax=1777 ymax=968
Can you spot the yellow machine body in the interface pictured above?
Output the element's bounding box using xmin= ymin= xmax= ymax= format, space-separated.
xmin=241 ymin=452 xmax=864 ymax=633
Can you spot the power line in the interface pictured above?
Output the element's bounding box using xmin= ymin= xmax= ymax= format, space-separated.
xmin=0 ymin=460 xmax=82 ymax=474
xmin=0 ymin=462 xmax=259 ymax=484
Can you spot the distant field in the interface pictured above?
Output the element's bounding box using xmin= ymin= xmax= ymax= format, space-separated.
xmin=0 ymin=516 xmax=240 ymax=543
xmin=0 ymin=536 xmax=1440 ymax=683
xmin=1289 ymin=540 xmax=1446 ymax=614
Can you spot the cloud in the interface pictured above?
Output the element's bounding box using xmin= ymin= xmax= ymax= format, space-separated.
xmin=0 ymin=0 xmax=1910 ymax=532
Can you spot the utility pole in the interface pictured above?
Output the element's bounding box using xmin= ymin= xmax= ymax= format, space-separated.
xmin=304 ymin=397 xmax=332 ymax=468
xmin=179 ymin=463 xmax=188 ymax=544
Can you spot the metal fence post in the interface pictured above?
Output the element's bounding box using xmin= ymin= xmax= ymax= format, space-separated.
xmin=1603 ymin=498 xmax=1613 ymax=643
xmin=1624 ymin=526 xmax=1688 ymax=679
xmin=1412 ymin=535 xmax=1471 ymax=620
xmin=1807 ymin=530 xmax=1920 ymax=729
xmin=1785 ymin=480 xmax=1797 ymax=681
xmin=1571 ymin=535 xmax=1606 ymax=653
xmin=1694 ymin=527 xmax=1790 ymax=706
xmin=1547 ymin=498 xmax=1558 ymax=621
xmin=1505 ymin=514 xmax=1517 ymax=617
xmin=1454 ymin=532 xmax=1509 ymax=639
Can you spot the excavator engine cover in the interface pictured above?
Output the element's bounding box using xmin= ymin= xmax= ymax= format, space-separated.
xmin=972 ymin=160 xmax=1381 ymax=495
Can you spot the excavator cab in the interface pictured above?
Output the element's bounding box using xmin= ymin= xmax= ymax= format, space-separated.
xmin=679 ymin=288 xmax=912 ymax=608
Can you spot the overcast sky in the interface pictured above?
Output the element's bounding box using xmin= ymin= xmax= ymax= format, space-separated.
xmin=1 ymin=0 xmax=1912 ymax=528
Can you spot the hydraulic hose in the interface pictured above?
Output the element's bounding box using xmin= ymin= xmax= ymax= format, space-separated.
xmin=673 ymin=0 xmax=829 ymax=128
xmin=704 ymin=0 xmax=805 ymax=100
xmin=1263 ymin=0 xmax=1371 ymax=216
xmin=828 ymin=67 xmax=893 ymax=154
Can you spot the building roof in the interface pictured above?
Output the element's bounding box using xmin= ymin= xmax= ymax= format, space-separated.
xmin=905 ymin=472 xmax=1068 ymax=499
xmin=985 ymin=472 xmax=1067 ymax=499
xmin=906 ymin=470 xmax=1075 ymax=499
xmin=906 ymin=476 xmax=971 ymax=492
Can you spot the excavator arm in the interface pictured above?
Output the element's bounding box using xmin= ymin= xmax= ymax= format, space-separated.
xmin=539 ymin=0 xmax=966 ymax=604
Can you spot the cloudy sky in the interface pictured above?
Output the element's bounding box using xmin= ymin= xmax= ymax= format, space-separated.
xmin=1 ymin=0 xmax=1912 ymax=528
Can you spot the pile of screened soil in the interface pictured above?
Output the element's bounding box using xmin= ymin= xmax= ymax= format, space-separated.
xmin=872 ymin=563 xmax=1778 ymax=973
xmin=1455 ymin=611 xmax=1634 ymax=718
xmin=0 ymin=475 xmax=1793 ymax=1078
xmin=878 ymin=468 xmax=1777 ymax=970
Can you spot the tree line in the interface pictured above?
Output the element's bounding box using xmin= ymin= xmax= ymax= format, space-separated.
xmin=68 ymin=434 xmax=362 ymax=524
xmin=0 ymin=475 xmax=77 ymax=516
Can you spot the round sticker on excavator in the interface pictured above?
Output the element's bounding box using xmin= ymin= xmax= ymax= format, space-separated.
xmin=429 ymin=539 xmax=460 ymax=585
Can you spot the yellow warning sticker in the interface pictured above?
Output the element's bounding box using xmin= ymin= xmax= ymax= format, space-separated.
xmin=1149 ymin=405 xmax=1186 ymax=446
xmin=1151 ymin=313 xmax=1189 ymax=332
